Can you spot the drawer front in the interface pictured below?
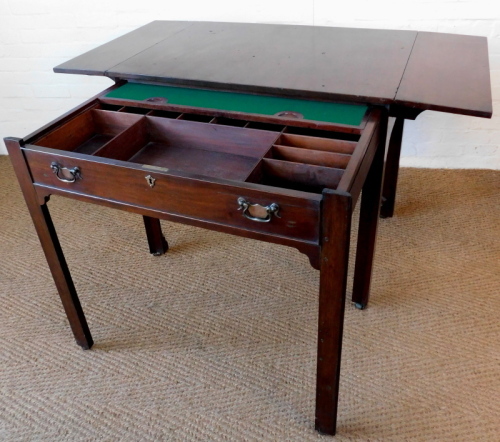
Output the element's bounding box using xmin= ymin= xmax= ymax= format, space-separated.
xmin=23 ymin=147 xmax=321 ymax=243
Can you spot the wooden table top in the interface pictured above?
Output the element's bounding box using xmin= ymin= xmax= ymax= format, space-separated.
xmin=54 ymin=21 xmax=492 ymax=118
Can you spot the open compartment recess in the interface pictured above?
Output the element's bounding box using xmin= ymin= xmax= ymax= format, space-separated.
xmin=30 ymin=102 xmax=366 ymax=195
xmin=33 ymin=109 xmax=143 ymax=155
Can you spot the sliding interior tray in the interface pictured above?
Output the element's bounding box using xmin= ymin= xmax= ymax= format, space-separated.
xmin=29 ymin=101 xmax=364 ymax=195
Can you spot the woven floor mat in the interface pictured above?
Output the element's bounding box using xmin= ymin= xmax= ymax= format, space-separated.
xmin=0 ymin=155 xmax=499 ymax=441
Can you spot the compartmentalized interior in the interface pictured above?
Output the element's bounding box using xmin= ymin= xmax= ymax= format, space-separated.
xmin=31 ymin=102 xmax=364 ymax=194
xmin=115 ymin=116 xmax=279 ymax=181
xmin=34 ymin=109 xmax=143 ymax=155
xmin=248 ymin=159 xmax=345 ymax=194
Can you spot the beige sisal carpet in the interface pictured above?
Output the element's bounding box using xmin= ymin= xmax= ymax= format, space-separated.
xmin=0 ymin=155 xmax=499 ymax=441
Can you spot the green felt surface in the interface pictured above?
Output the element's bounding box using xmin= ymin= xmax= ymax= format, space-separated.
xmin=106 ymin=83 xmax=367 ymax=126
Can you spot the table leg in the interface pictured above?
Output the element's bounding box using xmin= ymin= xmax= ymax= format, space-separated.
xmin=143 ymin=216 xmax=169 ymax=256
xmin=5 ymin=138 xmax=93 ymax=350
xmin=315 ymin=190 xmax=352 ymax=435
xmin=38 ymin=204 xmax=94 ymax=349
xmin=352 ymin=111 xmax=387 ymax=309
xmin=380 ymin=116 xmax=405 ymax=218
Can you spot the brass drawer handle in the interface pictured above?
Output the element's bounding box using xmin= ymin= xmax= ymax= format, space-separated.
xmin=50 ymin=162 xmax=81 ymax=183
xmin=237 ymin=197 xmax=280 ymax=223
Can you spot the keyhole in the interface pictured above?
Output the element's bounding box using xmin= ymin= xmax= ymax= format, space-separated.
xmin=145 ymin=175 xmax=156 ymax=188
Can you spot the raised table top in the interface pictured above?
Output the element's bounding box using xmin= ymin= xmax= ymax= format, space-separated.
xmin=55 ymin=21 xmax=492 ymax=118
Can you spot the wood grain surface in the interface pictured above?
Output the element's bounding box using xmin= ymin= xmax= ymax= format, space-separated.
xmin=55 ymin=21 xmax=416 ymax=104
xmin=395 ymin=32 xmax=492 ymax=117
xmin=54 ymin=21 xmax=191 ymax=76
xmin=106 ymin=22 xmax=416 ymax=104
xmin=53 ymin=21 xmax=492 ymax=118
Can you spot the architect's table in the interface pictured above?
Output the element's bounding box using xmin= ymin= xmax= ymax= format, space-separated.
xmin=5 ymin=21 xmax=492 ymax=436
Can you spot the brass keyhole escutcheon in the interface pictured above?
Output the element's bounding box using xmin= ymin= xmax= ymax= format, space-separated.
xmin=145 ymin=175 xmax=156 ymax=188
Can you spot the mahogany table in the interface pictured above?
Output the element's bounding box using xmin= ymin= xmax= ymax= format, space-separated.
xmin=5 ymin=21 xmax=492 ymax=436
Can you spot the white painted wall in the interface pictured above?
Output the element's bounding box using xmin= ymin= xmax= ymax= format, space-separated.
xmin=1 ymin=0 xmax=499 ymax=168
